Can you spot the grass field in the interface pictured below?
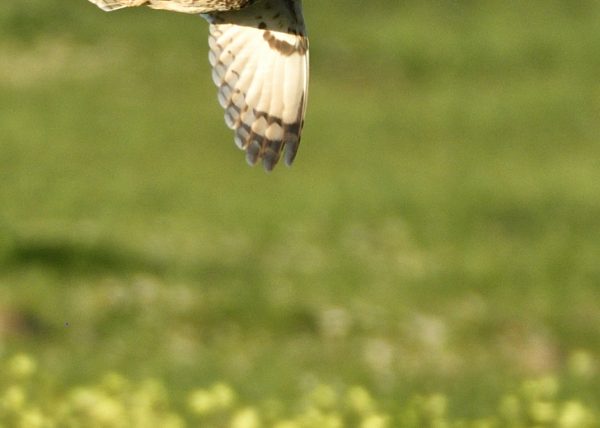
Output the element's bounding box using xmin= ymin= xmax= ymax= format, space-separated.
xmin=2 ymin=0 xmax=600 ymax=425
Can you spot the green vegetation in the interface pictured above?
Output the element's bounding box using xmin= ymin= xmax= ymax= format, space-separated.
xmin=0 ymin=354 xmax=596 ymax=427
xmin=1 ymin=0 xmax=600 ymax=425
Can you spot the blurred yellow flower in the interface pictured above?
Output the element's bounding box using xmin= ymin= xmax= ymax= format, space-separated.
xmin=188 ymin=389 xmax=217 ymax=416
xmin=273 ymin=420 xmax=299 ymax=428
xmin=188 ymin=382 xmax=236 ymax=417
xmin=346 ymin=386 xmax=375 ymax=415
xmin=361 ymin=414 xmax=389 ymax=428
xmin=2 ymin=385 xmax=26 ymax=412
xmin=8 ymin=354 xmax=37 ymax=380
xmin=230 ymin=407 xmax=261 ymax=428
xmin=0 ymin=353 xmax=599 ymax=428
xmin=89 ymin=397 xmax=124 ymax=426
xmin=70 ymin=387 xmax=99 ymax=412
xmin=19 ymin=407 xmax=45 ymax=428
xmin=211 ymin=382 xmax=236 ymax=409
xmin=559 ymin=401 xmax=593 ymax=428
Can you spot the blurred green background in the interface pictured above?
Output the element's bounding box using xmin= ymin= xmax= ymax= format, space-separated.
xmin=1 ymin=0 xmax=600 ymax=424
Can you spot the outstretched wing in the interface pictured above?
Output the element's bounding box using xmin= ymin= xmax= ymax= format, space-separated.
xmin=205 ymin=0 xmax=309 ymax=170
xmin=88 ymin=0 xmax=309 ymax=170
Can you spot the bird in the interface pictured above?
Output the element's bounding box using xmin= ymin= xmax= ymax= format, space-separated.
xmin=87 ymin=0 xmax=309 ymax=171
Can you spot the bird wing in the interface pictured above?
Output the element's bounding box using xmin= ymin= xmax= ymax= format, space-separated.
xmin=205 ymin=0 xmax=309 ymax=170
xmin=88 ymin=0 xmax=252 ymax=13
xmin=88 ymin=0 xmax=146 ymax=12
xmin=87 ymin=0 xmax=309 ymax=170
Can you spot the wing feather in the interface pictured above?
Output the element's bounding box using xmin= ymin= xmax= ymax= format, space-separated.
xmin=88 ymin=0 xmax=147 ymax=11
xmin=205 ymin=0 xmax=309 ymax=170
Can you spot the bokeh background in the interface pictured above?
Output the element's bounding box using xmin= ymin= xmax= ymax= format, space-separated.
xmin=1 ymin=0 xmax=600 ymax=425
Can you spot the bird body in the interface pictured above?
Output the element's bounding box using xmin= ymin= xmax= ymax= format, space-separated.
xmin=88 ymin=0 xmax=309 ymax=170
